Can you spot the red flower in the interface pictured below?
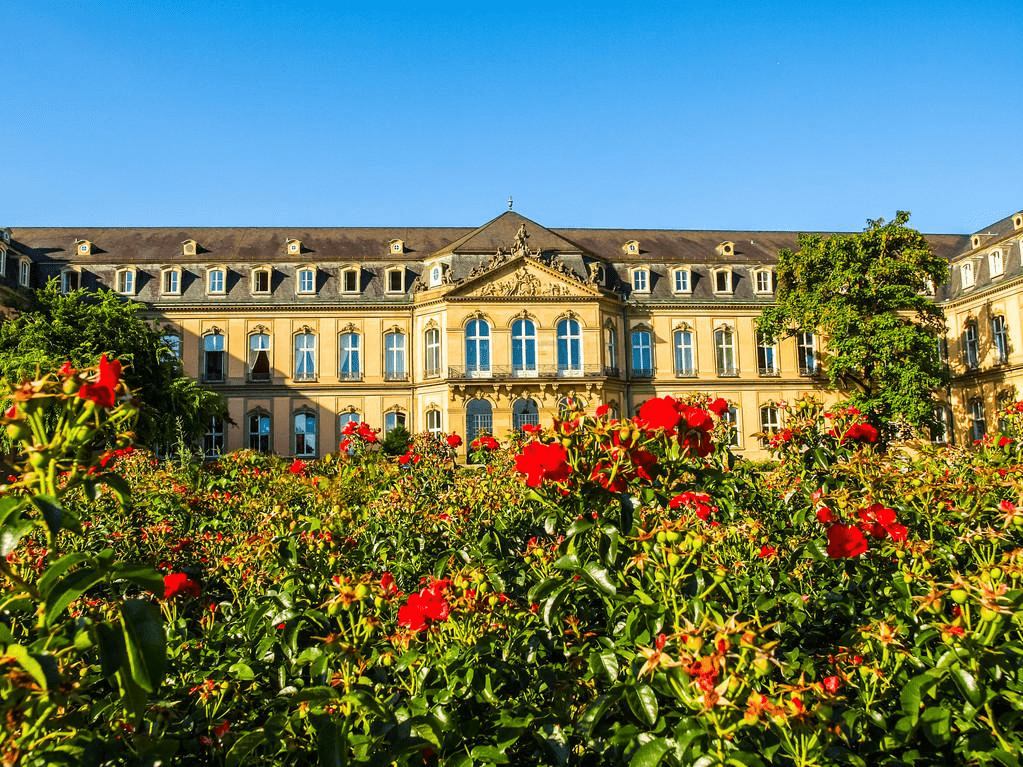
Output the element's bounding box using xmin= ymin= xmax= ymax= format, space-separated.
xmin=822 ymin=676 xmax=842 ymax=695
xmin=163 ymin=572 xmax=201 ymax=599
xmin=596 ymin=404 xmax=611 ymax=418
xmin=78 ymin=354 xmax=122 ymax=408
xmin=515 ymin=441 xmax=571 ymax=488
xmin=758 ymin=545 xmax=778 ymax=559
xmin=816 ymin=506 xmax=836 ymax=524
xmin=522 ymin=423 xmax=541 ymax=434
xmin=213 ymin=720 xmax=230 ymax=738
xmin=843 ymin=422 xmax=879 ymax=443
xmin=471 ymin=435 xmax=499 ymax=451
xmin=998 ymin=436 xmax=1013 ymax=447
xmin=397 ymin=581 xmax=451 ymax=632
xmin=638 ymin=396 xmax=681 ymax=433
xmin=380 ymin=572 xmax=399 ymax=596
xmin=826 ymin=524 xmax=868 ymax=558
xmin=58 ymin=361 xmax=75 ymax=377
xmin=446 ymin=433 xmax=463 ymax=448
xmin=289 ymin=459 xmax=306 ymax=474
xmin=358 ymin=423 xmax=378 ymax=443
xmin=628 ymin=448 xmax=658 ymax=482
xmin=707 ymin=398 xmax=729 ymax=418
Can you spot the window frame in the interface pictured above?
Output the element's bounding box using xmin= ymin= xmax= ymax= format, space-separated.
xmin=385 ymin=267 xmax=404 ymax=294
xmin=18 ymin=257 xmax=30 ymax=288
xmin=384 ymin=331 xmax=407 ymax=380
xmin=248 ymin=332 xmax=272 ymax=382
xmin=161 ymin=266 xmax=182 ymax=296
xmin=465 ymin=318 xmax=491 ymax=377
xmin=384 ymin=410 xmax=407 ymax=436
xmin=115 ymin=267 xmax=136 ymax=296
xmin=511 ymin=318 xmax=537 ymax=376
xmin=247 ymin=409 xmax=271 ymax=453
xmin=969 ymin=399 xmax=986 ymax=442
xmin=990 ymin=250 xmax=1004 ymax=278
xmin=339 ymin=332 xmax=361 ymax=380
xmin=203 ymin=416 xmax=225 ymax=459
xmin=630 ymin=328 xmax=653 ymax=377
xmin=341 ymin=267 xmax=360 ymax=294
xmin=963 ymin=320 xmax=980 ymax=369
xmin=206 ymin=266 xmax=226 ymax=295
xmin=160 ymin=332 xmax=182 ymax=363
xmin=992 ymin=315 xmax=1009 ymax=365
xmin=960 ymin=262 xmax=975 ymax=288
xmin=797 ymin=332 xmax=817 ymax=376
xmin=202 ymin=332 xmax=226 ymax=383
xmin=672 ymin=267 xmax=691 ymax=294
xmin=296 ymin=266 xmax=316 ymax=295
xmin=714 ymin=326 xmax=737 ymax=377
xmin=631 ymin=268 xmax=650 ymax=293
xmin=556 ymin=318 xmax=583 ymax=375
xmin=605 ymin=324 xmax=619 ymax=375
xmin=60 ymin=269 xmax=80 ymax=294
xmin=673 ymin=327 xmax=696 ymax=377
xmin=722 ymin=406 xmax=741 ymax=448
xmin=293 ymin=332 xmax=317 ymax=382
xmin=424 ymin=327 xmax=441 ymax=378
xmin=759 ymin=405 xmax=781 ymax=446
xmin=251 ymin=267 xmax=272 ymax=295
xmin=713 ymin=268 xmax=733 ymax=294
xmin=756 ymin=331 xmax=779 ymax=376
xmin=753 ymin=269 xmax=773 ymax=294
xmin=426 ymin=409 xmax=442 ymax=437
xmin=294 ymin=410 xmax=318 ymax=458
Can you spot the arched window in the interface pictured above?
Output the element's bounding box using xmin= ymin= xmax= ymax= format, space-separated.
xmin=714 ymin=327 xmax=736 ymax=376
xmin=207 ymin=267 xmax=226 ymax=295
xmin=384 ymin=331 xmax=406 ymax=380
xmin=384 ymin=410 xmax=406 ymax=436
xmin=673 ymin=328 xmax=695 ymax=377
xmin=18 ymin=257 xmax=30 ymax=287
xmin=339 ymin=332 xmax=361 ymax=379
xmin=797 ymin=332 xmax=816 ymax=376
xmin=426 ymin=409 xmax=442 ymax=437
xmin=160 ymin=332 xmax=182 ymax=363
xmin=512 ymin=398 xmax=539 ymax=432
xmin=511 ymin=318 xmax=537 ymax=376
xmin=294 ymin=333 xmax=316 ymax=381
xmin=557 ymin=318 xmax=582 ymax=375
xmin=296 ymin=267 xmax=316 ymax=295
xmin=249 ymin=333 xmax=271 ymax=382
xmin=161 ymin=267 xmax=181 ymax=295
xmin=247 ymin=410 xmax=271 ymax=452
xmin=424 ymin=327 xmax=441 ymax=377
xmin=203 ymin=332 xmax=225 ymax=382
xmin=760 ymin=406 xmax=781 ymax=446
xmin=251 ymin=267 xmax=271 ymax=294
xmin=465 ymin=319 xmax=491 ymax=377
xmin=466 ymin=399 xmax=493 ymax=447
xmin=294 ymin=411 xmax=317 ymax=457
xmin=115 ymin=267 xmax=136 ymax=295
xmin=631 ymin=329 xmax=653 ymax=378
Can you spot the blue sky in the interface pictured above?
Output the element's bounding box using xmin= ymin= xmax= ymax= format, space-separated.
xmin=4 ymin=1 xmax=1022 ymax=233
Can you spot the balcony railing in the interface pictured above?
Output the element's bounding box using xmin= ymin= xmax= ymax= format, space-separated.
xmin=675 ymin=369 xmax=697 ymax=378
xmin=603 ymin=366 xmax=621 ymax=378
xmin=716 ymin=366 xmax=739 ymax=377
xmin=632 ymin=368 xmax=655 ymax=379
xmin=758 ymin=367 xmax=781 ymax=377
xmin=798 ymin=366 xmax=820 ymax=377
xmin=384 ymin=371 xmax=409 ymax=382
xmin=338 ymin=370 xmax=363 ymax=381
xmin=447 ymin=364 xmax=610 ymax=381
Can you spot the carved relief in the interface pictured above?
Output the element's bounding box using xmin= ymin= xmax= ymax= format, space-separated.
xmin=473 ymin=266 xmax=582 ymax=298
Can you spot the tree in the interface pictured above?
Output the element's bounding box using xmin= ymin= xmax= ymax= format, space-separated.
xmin=0 ymin=281 xmax=225 ymax=450
xmin=757 ymin=211 xmax=949 ymax=436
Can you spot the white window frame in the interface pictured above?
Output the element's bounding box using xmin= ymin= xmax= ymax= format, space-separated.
xmin=247 ymin=410 xmax=271 ymax=453
xmin=251 ymin=267 xmax=272 ymax=295
xmin=294 ymin=410 xmax=317 ymax=457
xmin=760 ymin=405 xmax=781 ymax=435
xmin=963 ymin=321 xmax=979 ymax=369
xmin=18 ymin=258 xmax=30 ymax=287
xmin=248 ymin=332 xmax=272 ymax=382
xmin=990 ymin=250 xmax=1004 ymax=278
xmin=203 ymin=332 xmax=226 ymax=382
xmin=969 ymin=399 xmax=986 ymax=442
xmin=465 ymin=319 xmax=491 ymax=377
xmin=713 ymin=268 xmax=733 ymax=294
xmin=160 ymin=332 xmax=182 ymax=362
xmin=672 ymin=268 xmax=691 ymax=294
xmin=384 ymin=331 xmax=406 ymax=380
xmin=605 ymin=324 xmax=618 ymax=373
xmin=431 ymin=265 xmax=442 ymax=286
xmin=714 ymin=326 xmax=737 ymax=376
xmin=0 ymin=249 xmax=6 ymax=278
xmin=296 ymin=267 xmax=316 ymax=295
xmin=961 ymin=262 xmax=975 ymax=288
xmin=162 ymin=267 xmax=181 ymax=296
xmin=673 ymin=328 xmax=695 ymax=377
xmin=723 ymin=406 xmax=741 ymax=448
xmin=424 ymin=327 xmax=441 ymax=378
xmin=511 ymin=318 xmax=538 ymax=376
xmin=203 ymin=416 xmax=225 ymax=459
xmin=992 ymin=315 xmax=1009 ymax=365
xmin=115 ymin=267 xmax=136 ymax=296
xmin=797 ymin=332 xmax=817 ymax=376
xmin=426 ymin=409 xmax=442 ymax=437
xmin=60 ymin=269 xmax=80 ymax=294
xmin=756 ymin=332 xmax=778 ymax=376
xmin=631 ymin=328 xmax=653 ymax=376
xmin=294 ymin=332 xmax=317 ymax=382
xmin=339 ymin=332 xmax=361 ymax=379
xmin=556 ymin=318 xmax=583 ymax=375
xmin=754 ymin=269 xmax=773 ymax=294
xmin=207 ymin=266 xmax=226 ymax=295
xmin=631 ymin=268 xmax=650 ymax=293
xmin=385 ymin=267 xmax=404 ymax=294
xmin=341 ymin=267 xmax=360 ymax=294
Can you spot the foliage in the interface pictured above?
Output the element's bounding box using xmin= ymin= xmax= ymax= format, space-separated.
xmin=380 ymin=424 xmax=411 ymax=456
xmin=0 ymin=281 xmax=224 ymax=450
xmin=758 ymin=211 xmax=950 ymax=437
xmin=2 ymin=370 xmax=1023 ymax=766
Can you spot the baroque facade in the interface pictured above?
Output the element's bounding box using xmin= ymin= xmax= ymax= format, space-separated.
xmin=0 ymin=208 xmax=1020 ymax=457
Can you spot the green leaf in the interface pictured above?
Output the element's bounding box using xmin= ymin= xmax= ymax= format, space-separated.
xmin=96 ymin=621 xmax=127 ymax=678
xmin=44 ymin=566 xmax=105 ymax=626
xmin=31 ymin=494 xmax=66 ymax=537
xmin=115 ymin=564 xmax=165 ymax=595
xmin=37 ymin=552 xmax=89 ymax=597
xmin=920 ymin=706 xmax=951 ymax=746
xmin=582 ymin=561 xmax=616 ymax=596
xmin=470 ymin=745 xmax=510 ymax=764
xmin=0 ymin=516 xmax=32 ymax=558
xmin=630 ymin=737 xmax=672 ymax=767
xmin=226 ymin=730 xmax=267 ymax=767
xmin=949 ymin=666 xmax=982 ymax=707
xmin=0 ymin=495 xmax=25 ymax=526
xmin=229 ymin=662 xmax=256 ymax=681
xmin=626 ymin=684 xmax=658 ymax=726
xmin=528 ymin=576 xmax=565 ymax=604
xmin=578 ymin=693 xmax=617 ymax=737
xmin=120 ymin=599 xmax=166 ymax=693
xmin=313 ymin=715 xmax=344 ymax=767
xmin=6 ymin=644 xmax=49 ymax=690
xmin=900 ymin=671 xmax=941 ymax=722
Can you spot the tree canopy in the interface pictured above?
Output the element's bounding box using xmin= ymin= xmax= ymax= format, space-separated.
xmin=757 ymin=211 xmax=949 ymax=435
xmin=0 ymin=281 xmax=225 ymax=450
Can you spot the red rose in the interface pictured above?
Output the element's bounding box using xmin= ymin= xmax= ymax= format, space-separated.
xmin=78 ymin=354 xmax=122 ymax=408
xmin=816 ymin=507 xmax=836 ymax=524
xmin=843 ymin=423 xmax=879 ymax=443
xmin=707 ymin=398 xmax=729 ymax=418
xmin=289 ymin=459 xmax=306 ymax=474
xmin=638 ymin=396 xmax=681 ymax=433
xmin=826 ymin=524 xmax=868 ymax=558
xmin=596 ymin=404 xmax=611 ymax=418
xmin=515 ymin=441 xmax=572 ymax=487
xmin=213 ymin=720 xmax=230 ymax=738
xmin=758 ymin=545 xmax=778 ymax=558
xmin=446 ymin=433 xmax=463 ymax=448
xmin=822 ymin=676 xmax=841 ymax=695
xmin=163 ymin=572 xmax=201 ymax=599
xmin=397 ymin=582 xmax=451 ymax=632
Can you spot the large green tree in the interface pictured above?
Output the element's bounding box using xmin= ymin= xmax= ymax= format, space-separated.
xmin=0 ymin=281 xmax=225 ymax=450
xmin=757 ymin=211 xmax=949 ymax=435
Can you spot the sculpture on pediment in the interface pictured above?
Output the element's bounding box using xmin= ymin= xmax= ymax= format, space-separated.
xmin=513 ymin=224 xmax=530 ymax=256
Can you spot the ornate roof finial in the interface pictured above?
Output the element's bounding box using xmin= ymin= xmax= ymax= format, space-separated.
xmin=507 ymin=195 xmax=513 ymax=211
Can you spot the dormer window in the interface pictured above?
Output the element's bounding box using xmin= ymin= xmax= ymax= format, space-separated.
xmin=162 ymin=266 xmax=182 ymax=295
xmin=922 ymin=277 xmax=936 ymax=297
xmin=1014 ymin=213 xmax=1023 ymax=230
xmin=631 ymin=267 xmax=650 ymax=293
xmin=181 ymin=239 xmax=197 ymax=256
xmin=75 ymin=239 xmax=92 ymax=256
xmin=207 ymin=266 xmax=227 ymax=295
xmin=430 ymin=264 xmax=443 ymax=287
xmin=115 ymin=267 xmax=136 ymax=295
xmin=672 ymin=267 xmax=691 ymax=294
xmin=623 ymin=240 xmax=640 ymax=255
xmin=286 ymin=239 xmax=302 ymax=255
xmin=990 ymin=250 xmax=1004 ymax=278
xmin=961 ymin=261 xmax=975 ymax=288
xmin=340 ymin=266 xmax=360 ymax=294
xmin=251 ymin=266 xmax=272 ymax=295
xmin=0 ymin=249 xmax=6 ymax=278
xmin=971 ymin=235 xmax=982 ymax=249
xmin=1 ymin=229 xmax=10 ymax=244
xmin=716 ymin=241 xmax=735 ymax=257
xmin=753 ymin=268 xmax=773 ymax=294
xmin=18 ymin=257 xmax=30 ymax=287
xmin=386 ymin=267 xmax=404 ymax=293
xmin=713 ymin=268 xmax=733 ymax=294
xmin=60 ymin=268 xmax=80 ymax=294
xmin=389 ymin=239 xmax=404 ymax=254
xmin=296 ymin=265 xmax=316 ymax=295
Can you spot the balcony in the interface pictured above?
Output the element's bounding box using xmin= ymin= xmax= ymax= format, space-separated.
xmin=632 ymin=368 xmax=655 ymax=379
xmin=674 ymin=369 xmax=697 ymax=379
xmin=716 ymin=366 xmax=739 ymax=377
xmin=798 ymin=366 xmax=820 ymax=378
xmin=447 ymin=364 xmax=610 ymax=381
xmin=338 ymin=370 xmax=363 ymax=382
xmin=603 ymin=366 xmax=621 ymax=378
xmin=758 ymin=367 xmax=781 ymax=377
xmin=384 ymin=371 xmax=409 ymax=382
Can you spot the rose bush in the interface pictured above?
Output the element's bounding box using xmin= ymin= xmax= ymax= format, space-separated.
xmin=2 ymin=379 xmax=1022 ymax=765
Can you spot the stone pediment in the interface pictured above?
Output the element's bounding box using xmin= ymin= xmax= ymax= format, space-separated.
xmin=450 ymin=256 xmax=599 ymax=299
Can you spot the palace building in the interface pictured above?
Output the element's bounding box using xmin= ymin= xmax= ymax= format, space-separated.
xmin=0 ymin=208 xmax=1020 ymax=457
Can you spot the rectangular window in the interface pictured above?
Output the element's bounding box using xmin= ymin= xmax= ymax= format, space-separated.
xmin=756 ymin=332 xmax=778 ymax=376
xmin=797 ymin=332 xmax=817 ymax=376
xmin=714 ymin=271 xmax=731 ymax=293
xmin=961 ymin=263 xmax=975 ymax=288
xmin=203 ymin=417 xmax=224 ymax=458
xmin=990 ymin=251 xmax=1004 ymax=277
xmin=932 ymin=406 xmax=951 ymax=445
xmin=343 ymin=269 xmax=359 ymax=293
xmin=294 ymin=412 xmax=317 ymax=457
xmin=970 ymin=400 xmax=986 ymax=442
xmin=723 ymin=407 xmax=740 ymax=447
xmin=993 ymin=315 xmax=1009 ymax=364
xmin=161 ymin=333 xmax=182 ymax=362
xmin=673 ymin=269 xmax=690 ymax=293
xmin=384 ymin=411 xmax=406 ymax=436
xmin=631 ymin=330 xmax=653 ymax=377
xmin=253 ymin=269 xmax=270 ymax=293
xmin=715 ymin=328 xmax=736 ymax=376
xmin=426 ymin=409 xmax=442 ymax=437
xmin=963 ymin=322 xmax=979 ymax=369
xmin=760 ymin=406 xmax=781 ymax=446
xmin=0 ymin=250 xmax=6 ymax=278
xmin=61 ymin=271 xmax=79 ymax=293
xmin=424 ymin=329 xmax=440 ymax=377
xmin=755 ymin=270 xmax=772 ymax=293
xmin=249 ymin=333 xmax=271 ymax=381
xmin=203 ymin=334 xmax=225 ymax=382
xmin=632 ymin=269 xmax=648 ymax=292
xmin=294 ymin=334 xmax=317 ymax=381
xmin=19 ymin=259 xmax=30 ymax=287
xmin=208 ymin=269 xmax=225 ymax=294
xmin=117 ymin=269 xmax=134 ymax=295
xmin=298 ymin=269 xmax=315 ymax=294
xmin=387 ymin=269 xmax=403 ymax=292
xmin=163 ymin=269 xmax=179 ymax=294
xmin=339 ymin=333 xmax=361 ymax=379
xmin=385 ymin=332 xmax=406 ymax=380
xmin=605 ymin=326 xmax=619 ymax=376
xmin=673 ymin=329 xmax=695 ymax=377
xmin=248 ymin=412 xmax=271 ymax=452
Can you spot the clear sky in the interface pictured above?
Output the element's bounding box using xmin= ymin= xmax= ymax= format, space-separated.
xmin=4 ymin=1 xmax=1022 ymax=234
